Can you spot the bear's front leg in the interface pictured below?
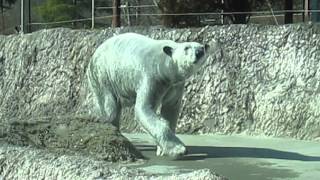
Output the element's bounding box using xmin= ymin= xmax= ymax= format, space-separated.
xmin=157 ymin=83 xmax=185 ymax=156
xmin=135 ymin=78 xmax=187 ymax=158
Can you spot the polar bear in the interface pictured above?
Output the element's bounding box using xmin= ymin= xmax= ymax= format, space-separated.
xmin=87 ymin=33 xmax=209 ymax=158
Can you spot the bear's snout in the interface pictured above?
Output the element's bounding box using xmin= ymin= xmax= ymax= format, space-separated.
xmin=194 ymin=47 xmax=205 ymax=63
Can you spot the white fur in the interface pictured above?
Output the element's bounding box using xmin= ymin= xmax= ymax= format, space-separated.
xmin=87 ymin=33 xmax=208 ymax=157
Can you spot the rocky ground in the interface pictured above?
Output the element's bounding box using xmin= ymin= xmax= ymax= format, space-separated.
xmin=126 ymin=133 xmax=320 ymax=180
xmin=0 ymin=144 xmax=227 ymax=179
xmin=0 ymin=115 xmax=142 ymax=162
xmin=0 ymin=116 xmax=227 ymax=179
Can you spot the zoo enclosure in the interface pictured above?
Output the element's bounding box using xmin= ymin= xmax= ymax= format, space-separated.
xmin=1 ymin=0 xmax=320 ymax=34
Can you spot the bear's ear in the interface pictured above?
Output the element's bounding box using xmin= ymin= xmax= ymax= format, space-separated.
xmin=163 ymin=46 xmax=173 ymax=57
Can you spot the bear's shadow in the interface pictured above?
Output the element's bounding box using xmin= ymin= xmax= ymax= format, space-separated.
xmin=136 ymin=145 xmax=320 ymax=161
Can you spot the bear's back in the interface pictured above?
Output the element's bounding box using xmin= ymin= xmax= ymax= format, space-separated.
xmin=94 ymin=33 xmax=175 ymax=73
xmin=105 ymin=33 xmax=176 ymax=59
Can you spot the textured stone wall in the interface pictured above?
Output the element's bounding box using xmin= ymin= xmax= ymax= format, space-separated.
xmin=1 ymin=25 xmax=320 ymax=140
xmin=178 ymin=25 xmax=320 ymax=140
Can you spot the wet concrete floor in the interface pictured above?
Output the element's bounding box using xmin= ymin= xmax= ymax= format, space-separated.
xmin=124 ymin=133 xmax=320 ymax=180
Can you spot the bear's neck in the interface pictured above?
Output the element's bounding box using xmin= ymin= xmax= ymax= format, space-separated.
xmin=157 ymin=58 xmax=185 ymax=85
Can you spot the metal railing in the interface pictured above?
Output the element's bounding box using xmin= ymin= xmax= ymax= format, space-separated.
xmin=26 ymin=9 xmax=320 ymax=27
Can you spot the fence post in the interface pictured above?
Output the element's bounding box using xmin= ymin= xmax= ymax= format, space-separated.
xmin=21 ymin=0 xmax=24 ymax=33
xmin=125 ymin=2 xmax=131 ymax=26
xmin=304 ymin=0 xmax=309 ymax=22
xmin=221 ymin=0 xmax=224 ymax=24
xmin=28 ymin=0 xmax=31 ymax=33
xmin=91 ymin=0 xmax=95 ymax=29
xmin=73 ymin=0 xmax=77 ymax=28
xmin=135 ymin=0 xmax=140 ymax=25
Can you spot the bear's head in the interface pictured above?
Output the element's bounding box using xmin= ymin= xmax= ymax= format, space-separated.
xmin=163 ymin=42 xmax=209 ymax=79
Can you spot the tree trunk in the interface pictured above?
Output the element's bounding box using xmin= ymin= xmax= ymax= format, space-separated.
xmin=112 ymin=0 xmax=121 ymax=27
xmin=72 ymin=0 xmax=76 ymax=28
xmin=229 ymin=0 xmax=250 ymax=24
xmin=28 ymin=0 xmax=31 ymax=33
xmin=159 ymin=0 xmax=177 ymax=27
xmin=284 ymin=0 xmax=293 ymax=24
xmin=1 ymin=0 xmax=4 ymax=33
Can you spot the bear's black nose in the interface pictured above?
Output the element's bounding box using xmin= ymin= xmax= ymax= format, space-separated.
xmin=195 ymin=47 xmax=205 ymax=61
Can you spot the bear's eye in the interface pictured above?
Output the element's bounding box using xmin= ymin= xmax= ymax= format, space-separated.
xmin=184 ymin=46 xmax=191 ymax=51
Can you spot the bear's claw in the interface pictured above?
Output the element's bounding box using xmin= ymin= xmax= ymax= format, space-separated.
xmin=156 ymin=143 xmax=187 ymax=158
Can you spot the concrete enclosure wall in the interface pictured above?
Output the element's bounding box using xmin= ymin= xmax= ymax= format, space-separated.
xmin=1 ymin=25 xmax=320 ymax=140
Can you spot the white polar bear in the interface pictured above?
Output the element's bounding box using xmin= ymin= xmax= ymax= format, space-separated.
xmin=87 ymin=33 xmax=209 ymax=158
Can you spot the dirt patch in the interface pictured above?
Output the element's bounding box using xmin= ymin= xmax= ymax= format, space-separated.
xmin=0 ymin=115 xmax=143 ymax=162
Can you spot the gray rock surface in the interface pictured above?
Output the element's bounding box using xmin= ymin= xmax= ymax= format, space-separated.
xmin=1 ymin=25 xmax=320 ymax=141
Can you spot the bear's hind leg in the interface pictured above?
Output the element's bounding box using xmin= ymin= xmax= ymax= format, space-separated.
xmin=100 ymin=92 xmax=122 ymax=129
